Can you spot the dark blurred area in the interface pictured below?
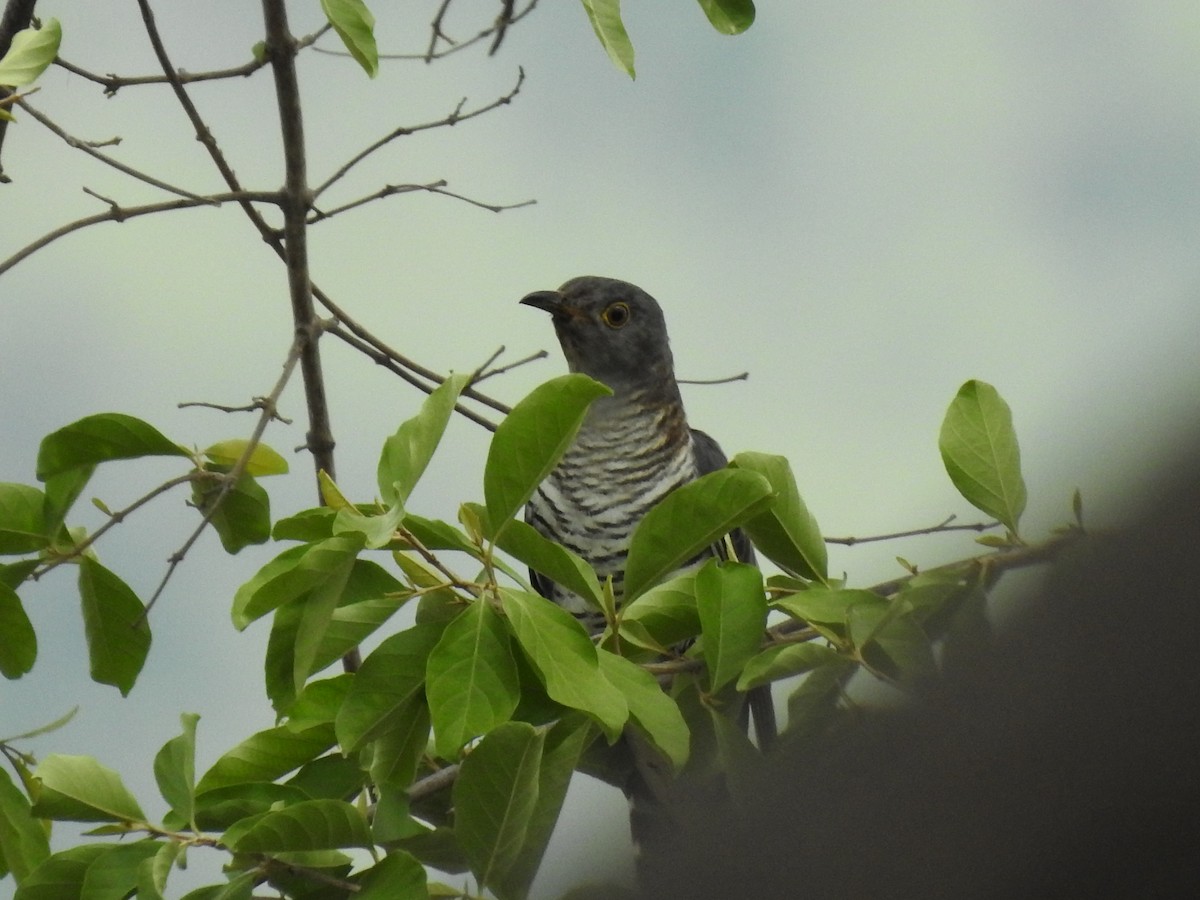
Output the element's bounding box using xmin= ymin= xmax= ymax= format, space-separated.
xmin=638 ymin=442 xmax=1200 ymax=899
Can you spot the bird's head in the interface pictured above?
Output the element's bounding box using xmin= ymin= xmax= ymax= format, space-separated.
xmin=520 ymin=276 xmax=677 ymax=394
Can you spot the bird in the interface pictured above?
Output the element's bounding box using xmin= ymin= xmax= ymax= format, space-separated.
xmin=519 ymin=275 xmax=755 ymax=633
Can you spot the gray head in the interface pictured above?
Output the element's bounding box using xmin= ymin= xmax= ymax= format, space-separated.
xmin=520 ymin=276 xmax=677 ymax=394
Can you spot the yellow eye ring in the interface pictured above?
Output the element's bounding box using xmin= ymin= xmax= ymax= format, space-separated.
xmin=601 ymin=302 xmax=631 ymax=328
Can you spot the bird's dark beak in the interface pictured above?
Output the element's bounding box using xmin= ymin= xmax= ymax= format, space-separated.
xmin=519 ymin=290 xmax=564 ymax=314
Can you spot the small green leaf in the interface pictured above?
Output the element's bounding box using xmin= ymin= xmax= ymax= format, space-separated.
xmin=597 ymin=651 xmax=689 ymax=769
xmin=36 ymin=413 xmax=188 ymax=480
xmin=154 ymin=713 xmax=199 ymax=827
xmin=196 ymin=724 xmax=336 ymax=795
xmin=581 ymin=0 xmax=635 ymax=78
xmin=618 ymin=572 xmax=700 ymax=652
xmin=31 ymin=755 xmax=146 ymax=823
xmin=737 ymin=642 xmax=843 ymax=691
xmin=425 ymin=601 xmax=521 ymax=758
xmin=624 ymin=468 xmax=773 ymax=602
xmin=202 ymin=439 xmax=289 ymax=476
xmin=453 ymin=722 xmax=545 ymax=890
xmin=772 ymin=587 xmax=884 ymax=627
xmin=194 ymin=473 xmax=272 ymax=553
xmin=696 ymin=0 xmax=756 ymax=35
xmin=695 ymin=560 xmax=766 ymax=693
xmin=336 ymin=623 xmax=442 ymax=753
xmin=135 ymin=841 xmax=181 ymax=900
xmin=0 ymin=483 xmax=47 ymax=554
xmin=939 ymin=380 xmax=1027 ymax=535
xmin=228 ymin=799 xmax=372 ymax=852
xmin=484 ymin=374 xmax=610 ymax=535
xmin=0 ymin=581 xmax=36 ymax=677
xmin=500 ymin=588 xmax=628 ymax=738
xmin=0 ymin=18 xmax=62 ymax=88
xmin=78 ymin=557 xmax=151 ymax=695
xmin=378 ymin=374 xmax=469 ymax=504
xmin=333 ymin=501 xmax=404 ymax=550
xmin=0 ymin=765 xmax=51 ymax=881
xmin=730 ymin=452 xmax=827 ymax=582
xmin=320 ymin=0 xmax=378 ymax=77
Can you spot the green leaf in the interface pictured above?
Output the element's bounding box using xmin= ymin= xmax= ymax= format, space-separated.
xmin=36 ymin=413 xmax=188 ymax=480
xmin=484 ymin=374 xmax=610 ymax=535
xmin=31 ymin=755 xmax=146 ymax=823
xmin=135 ymin=841 xmax=181 ymax=900
xmin=202 ymin=439 xmax=289 ymax=476
xmin=0 ymin=581 xmax=36 ymax=677
xmin=730 ymin=452 xmax=827 ymax=582
xmin=333 ymin=501 xmax=404 ymax=550
xmin=14 ymin=845 xmax=108 ymax=900
xmin=772 ymin=586 xmax=884 ymax=629
xmin=291 ymin=542 xmax=359 ymax=694
xmin=623 ymin=468 xmax=773 ymax=602
xmin=378 ymin=374 xmax=469 ymax=504
xmin=0 ymin=483 xmax=47 ymax=554
xmin=737 ymin=642 xmax=843 ymax=691
xmin=425 ymin=601 xmax=520 ymax=758
xmin=154 ymin=713 xmax=199 ymax=827
xmin=0 ymin=18 xmax=61 ymax=88
xmin=696 ymin=0 xmax=755 ymax=35
xmin=939 ymin=380 xmax=1027 ymax=535
xmin=232 ymin=536 xmax=363 ymax=629
xmin=78 ymin=557 xmax=151 ymax=696
xmin=849 ymin=600 xmax=937 ymax=688
xmin=597 ymin=651 xmax=689 ymax=769
xmin=320 ymin=0 xmax=378 ymax=77
xmin=80 ymin=841 xmax=164 ymax=899
xmin=453 ymin=721 xmax=545 ymax=890
xmin=618 ymin=572 xmax=700 ymax=652
xmin=228 ymin=799 xmax=372 ymax=852
xmin=694 ymin=560 xmax=767 ymax=693
xmin=42 ymin=466 xmax=95 ymax=536
xmin=181 ymin=783 xmax=309 ymax=832
xmin=194 ymin=473 xmax=272 ymax=553
xmin=500 ymin=588 xmax=628 ymax=738
xmin=0 ymin=766 xmax=51 ymax=882
xmin=355 ymin=851 xmax=427 ymax=900
xmin=483 ymin=510 xmax=604 ymax=609
xmin=196 ymin=724 xmax=336 ymax=795
xmin=580 ymin=0 xmax=635 ymax=78
xmin=368 ymin=701 xmax=431 ymax=790
xmin=336 ymin=623 xmax=442 ymax=753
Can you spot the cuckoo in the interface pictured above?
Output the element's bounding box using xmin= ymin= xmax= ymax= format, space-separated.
xmin=519 ymin=275 xmax=754 ymax=632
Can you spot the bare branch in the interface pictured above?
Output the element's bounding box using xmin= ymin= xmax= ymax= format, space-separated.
xmin=309 ymin=178 xmax=535 ymax=222
xmin=178 ymin=397 xmax=294 ymax=425
xmin=313 ymin=67 xmax=525 ymax=200
xmin=825 ymin=515 xmax=1001 ymax=546
xmin=425 ymin=0 xmax=455 ymax=62
xmin=16 ymin=98 xmax=218 ymax=202
xmin=469 ymin=348 xmax=548 ymax=384
xmin=678 ymin=371 xmax=749 ymax=386
xmin=490 ymin=0 xmax=517 ymax=56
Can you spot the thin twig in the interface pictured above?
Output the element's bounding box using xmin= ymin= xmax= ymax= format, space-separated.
xmin=312 ymin=67 xmax=525 ymax=199
xmin=16 ymin=98 xmax=218 ymax=202
xmin=678 ymin=371 xmax=749 ymax=386
xmin=470 ymin=348 xmax=547 ymax=384
xmin=825 ymin=515 xmax=1000 ymax=546
xmin=178 ymin=397 xmax=294 ymax=425
xmin=309 ymin=179 xmax=535 ymax=222
xmin=425 ymin=0 xmax=455 ymax=62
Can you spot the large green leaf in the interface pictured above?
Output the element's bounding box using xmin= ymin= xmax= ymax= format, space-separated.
xmin=291 ymin=543 xmax=359 ymax=695
xmin=939 ymin=380 xmax=1027 ymax=535
xmin=737 ymin=642 xmax=843 ymax=691
xmin=617 ymin=572 xmax=700 ymax=652
xmin=135 ymin=841 xmax=181 ymax=900
xmin=623 ymin=468 xmax=773 ymax=601
xmin=321 ymin=0 xmax=378 ymax=77
xmin=31 ymin=755 xmax=146 ymax=823
xmin=227 ymin=799 xmax=372 ymax=853
xmin=0 ymin=483 xmax=47 ymax=554
xmin=367 ymin=701 xmax=431 ymax=790
xmin=500 ymin=588 xmax=627 ymax=738
xmin=0 ymin=581 xmax=36 ymax=678
xmin=36 ymin=413 xmax=188 ymax=480
xmin=196 ymin=724 xmax=336 ymax=795
xmin=483 ymin=510 xmax=604 ymax=609
xmin=154 ymin=713 xmax=199 ymax=827
xmin=80 ymin=841 xmax=164 ymax=899
xmin=335 ymin=622 xmax=442 ymax=753
xmin=13 ymin=845 xmax=107 ymax=900
xmin=78 ymin=557 xmax=151 ymax=696
xmin=232 ymin=536 xmax=362 ymax=628
xmin=581 ymin=0 xmax=635 ymax=78
xmin=0 ymin=766 xmax=51 ymax=882
xmin=425 ymin=601 xmax=520 ymax=758
xmin=378 ymin=374 xmax=469 ymax=504
xmin=0 ymin=18 xmax=61 ymax=88
xmin=453 ymin=722 xmax=545 ymax=892
xmin=696 ymin=0 xmax=756 ymax=34
xmin=484 ymin=374 xmax=610 ymax=535
xmin=730 ymin=452 xmax=827 ymax=582
xmin=597 ymin=651 xmax=689 ymax=770
xmin=355 ymin=851 xmax=427 ymax=900
xmin=694 ymin=560 xmax=767 ymax=693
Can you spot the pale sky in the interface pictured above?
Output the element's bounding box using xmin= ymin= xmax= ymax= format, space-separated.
xmin=3 ymin=2 xmax=1199 ymax=896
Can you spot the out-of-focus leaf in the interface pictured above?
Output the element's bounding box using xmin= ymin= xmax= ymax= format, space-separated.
xmin=581 ymin=0 xmax=635 ymax=78
xmin=0 ymin=483 xmax=47 ymax=554
xmin=0 ymin=765 xmax=51 ymax=882
xmin=696 ymin=0 xmax=755 ymax=35
xmin=0 ymin=19 xmax=62 ymax=87
xmin=320 ymin=0 xmax=379 ymax=76
xmin=0 ymin=581 xmax=36 ymax=677
xmin=737 ymin=641 xmax=843 ymax=691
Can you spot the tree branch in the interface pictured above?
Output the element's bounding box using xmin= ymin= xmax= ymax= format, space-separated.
xmin=825 ymin=514 xmax=1001 ymax=546
xmin=308 ymin=178 xmax=535 ymax=222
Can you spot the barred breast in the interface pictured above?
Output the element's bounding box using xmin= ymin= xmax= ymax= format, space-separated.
xmin=525 ymin=390 xmax=698 ymax=625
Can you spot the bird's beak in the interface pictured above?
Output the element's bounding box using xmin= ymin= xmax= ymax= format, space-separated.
xmin=519 ymin=290 xmax=564 ymax=314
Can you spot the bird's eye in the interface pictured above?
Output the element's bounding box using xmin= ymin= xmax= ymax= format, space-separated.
xmin=601 ymin=302 xmax=631 ymax=329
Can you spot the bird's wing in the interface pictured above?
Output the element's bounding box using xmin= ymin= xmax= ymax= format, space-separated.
xmin=691 ymin=428 xmax=755 ymax=564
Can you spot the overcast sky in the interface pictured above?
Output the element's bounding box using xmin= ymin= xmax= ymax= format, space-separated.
xmin=4 ymin=1 xmax=1199 ymax=896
